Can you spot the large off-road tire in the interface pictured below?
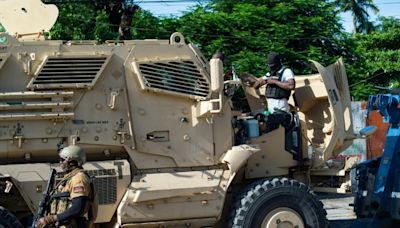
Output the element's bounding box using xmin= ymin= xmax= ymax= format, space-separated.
xmin=227 ymin=177 xmax=328 ymax=228
xmin=0 ymin=207 xmax=23 ymax=228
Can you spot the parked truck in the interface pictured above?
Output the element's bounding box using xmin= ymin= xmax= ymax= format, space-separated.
xmin=0 ymin=1 xmax=356 ymax=227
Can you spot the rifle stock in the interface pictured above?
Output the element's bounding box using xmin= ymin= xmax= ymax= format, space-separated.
xmin=31 ymin=168 xmax=56 ymax=228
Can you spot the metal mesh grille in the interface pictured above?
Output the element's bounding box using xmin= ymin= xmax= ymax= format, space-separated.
xmin=138 ymin=60 xmax=210 ymax=98
xmin=92 ymin=175 xmax=117 ymax=204
xmin=32 ymin=56 xmax=108 ymax=88
xmin=87 ymin=169 xmax=116 ymax=176
xmin=87 ymin=169 xmax=117 ymax=205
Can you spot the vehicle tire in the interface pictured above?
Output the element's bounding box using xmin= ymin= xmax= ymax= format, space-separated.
xmin=0 ymin=207 xmax=23 ymax=228
xmin=227 ymin=177 xmax=328 ymax=228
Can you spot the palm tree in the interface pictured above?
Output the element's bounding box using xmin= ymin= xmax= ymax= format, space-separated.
xmin=335 ymin=0 xmax=379 ymax=36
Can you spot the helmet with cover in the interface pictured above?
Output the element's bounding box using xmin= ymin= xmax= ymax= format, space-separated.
xmin=59 ymin=145 xmax=86 ymax=167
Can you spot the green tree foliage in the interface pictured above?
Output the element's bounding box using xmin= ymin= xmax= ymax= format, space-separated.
xmin=48 ymin=2 xmax=139 ymax=41
xmin=162 ymin=1 xmax=351 ymax=77
xmin=350 ymin=17 xmax=400 ymax=99
xmin=42 ymin=0 xmax=398 ymax=101
xmin=131 ymin=10 xmax=171 ymax=39
xmin=0 ymin=24 xmax=4 ymax=32
xmin=94 ymin=10 xmax=119 ymax=41
xmin=49 ymin=3 xmax=97 ymax=40
xmin=335 ymin=0 xmax=379 ymax=36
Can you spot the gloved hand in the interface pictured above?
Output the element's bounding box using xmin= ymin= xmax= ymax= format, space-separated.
xmin=37 ymin=214 xmax=57 ymax=227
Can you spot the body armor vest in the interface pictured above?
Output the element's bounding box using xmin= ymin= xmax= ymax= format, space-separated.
xmin=49 ymin=169 xmax=91 ymax=228
xmin=265 ymin=67 xmax=291 ymax=99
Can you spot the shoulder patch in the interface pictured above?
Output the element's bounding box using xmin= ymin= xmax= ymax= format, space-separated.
xmin=73 ymin=186 xmax=85 ymax=193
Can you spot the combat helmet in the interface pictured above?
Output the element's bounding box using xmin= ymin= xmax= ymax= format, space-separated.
xmin=59 ymin=145 xmax=86 ymax=166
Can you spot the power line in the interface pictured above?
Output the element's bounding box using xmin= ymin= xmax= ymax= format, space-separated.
xmin=349 ymin=72 xmax=386 ymax=88
xmin=43 ymin=0 xmax=400 ymax=4
xmin=376 ymin=1 xmax=400 ymax=5
xmin=65 ymin=14 xmax=334 ymax=41
xmin=44 ymin=0 xmax=400 ymax=5
xmin=141 ymin=0 xmax=400 ymax=4
xmin=44 ymin=0 xmax=209 ymax=3
xmin=138 ymin=0 xmax=208 ymax=2
xmin=44 ymin=0 xmax=400 ymax=35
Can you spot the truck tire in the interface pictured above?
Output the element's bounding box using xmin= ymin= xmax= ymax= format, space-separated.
xmin=227 ymin=177 xmax=328 ymax=228
xmin=0 ymin=207 xmax=23 ymax=228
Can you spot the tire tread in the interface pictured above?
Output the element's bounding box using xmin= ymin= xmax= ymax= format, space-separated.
xmin=227 ymin=177 xmax=328 ymax=228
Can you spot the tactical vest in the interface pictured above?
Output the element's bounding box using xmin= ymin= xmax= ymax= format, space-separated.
xmin=265 ymin=67 xmax=291 ymax=99
xmin=49 ymin=169 xmax=95 ymax=228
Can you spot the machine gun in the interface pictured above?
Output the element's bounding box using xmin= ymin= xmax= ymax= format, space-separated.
xmin=31 ymin=169 xmax=56 ymax=228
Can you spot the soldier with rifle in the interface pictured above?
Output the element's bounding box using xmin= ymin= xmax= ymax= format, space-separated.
xmin=34 ymin=145 xmax=97 ymax=228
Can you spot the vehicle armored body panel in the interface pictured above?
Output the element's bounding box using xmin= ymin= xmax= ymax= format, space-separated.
xmin=0 ymin=1 xmax=356 ymax=227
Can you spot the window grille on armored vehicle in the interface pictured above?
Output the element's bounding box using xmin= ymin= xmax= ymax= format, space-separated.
xmin=28 ymin=55 xmax=111 ymax=89
xmin=134 ymin=60 xmax=210 ymax=99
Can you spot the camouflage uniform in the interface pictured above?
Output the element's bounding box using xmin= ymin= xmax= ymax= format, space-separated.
xmin=49 ymin=168 xmax=92 ymax=228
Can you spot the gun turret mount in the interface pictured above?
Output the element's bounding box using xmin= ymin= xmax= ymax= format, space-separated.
xmin=0 ymin=0 xmax=58 ymax=40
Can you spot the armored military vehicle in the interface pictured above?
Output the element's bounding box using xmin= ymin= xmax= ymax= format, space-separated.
xmin=0 ymin=1 xmax=356 ymax=227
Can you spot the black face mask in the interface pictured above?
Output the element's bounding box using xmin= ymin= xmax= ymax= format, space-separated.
xmin=268 ymin=64 xmax=282 ymax=72
xmin=267 ymin=53 xmax=282 ymax=75
xmin=269 ymin=63 xmax=282 ymax=74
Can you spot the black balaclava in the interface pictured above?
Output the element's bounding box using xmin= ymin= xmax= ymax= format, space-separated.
xmin=268 ymin=52 xmax=282 ymax=76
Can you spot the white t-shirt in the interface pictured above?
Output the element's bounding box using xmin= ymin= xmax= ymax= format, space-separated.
xmin=262 ymin=66 xmax=294 ymax=113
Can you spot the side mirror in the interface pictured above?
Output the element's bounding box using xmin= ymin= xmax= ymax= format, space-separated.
xmin=210 ymin=58 xmax=223 ymax=93
xmin=359 ymin=125 xmax=377 ymax=137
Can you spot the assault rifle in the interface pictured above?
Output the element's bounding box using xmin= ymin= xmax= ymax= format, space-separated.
xmin=31 ymin=169 xmax=56 ymax=228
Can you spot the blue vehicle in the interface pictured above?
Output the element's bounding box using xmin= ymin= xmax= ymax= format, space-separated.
xmin=354 ymin=92 xmax=400 ymax=227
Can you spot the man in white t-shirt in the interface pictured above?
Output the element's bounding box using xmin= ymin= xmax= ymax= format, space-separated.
xmin=253 ymin=52 xmax=295 ymax=113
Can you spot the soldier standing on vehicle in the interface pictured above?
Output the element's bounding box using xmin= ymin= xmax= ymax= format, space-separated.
xmin=253 ymin=52 xmax=295 ymax=113
xmin=37 ymin=145 xmax=97 ymax=228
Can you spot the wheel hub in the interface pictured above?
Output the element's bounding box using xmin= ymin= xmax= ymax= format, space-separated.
xmin=261 ymin=207 xmax=305 ymax=228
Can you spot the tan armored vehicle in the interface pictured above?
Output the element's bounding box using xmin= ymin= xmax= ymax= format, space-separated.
xmin=0 ymin=1 xmax=356 ymax=227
